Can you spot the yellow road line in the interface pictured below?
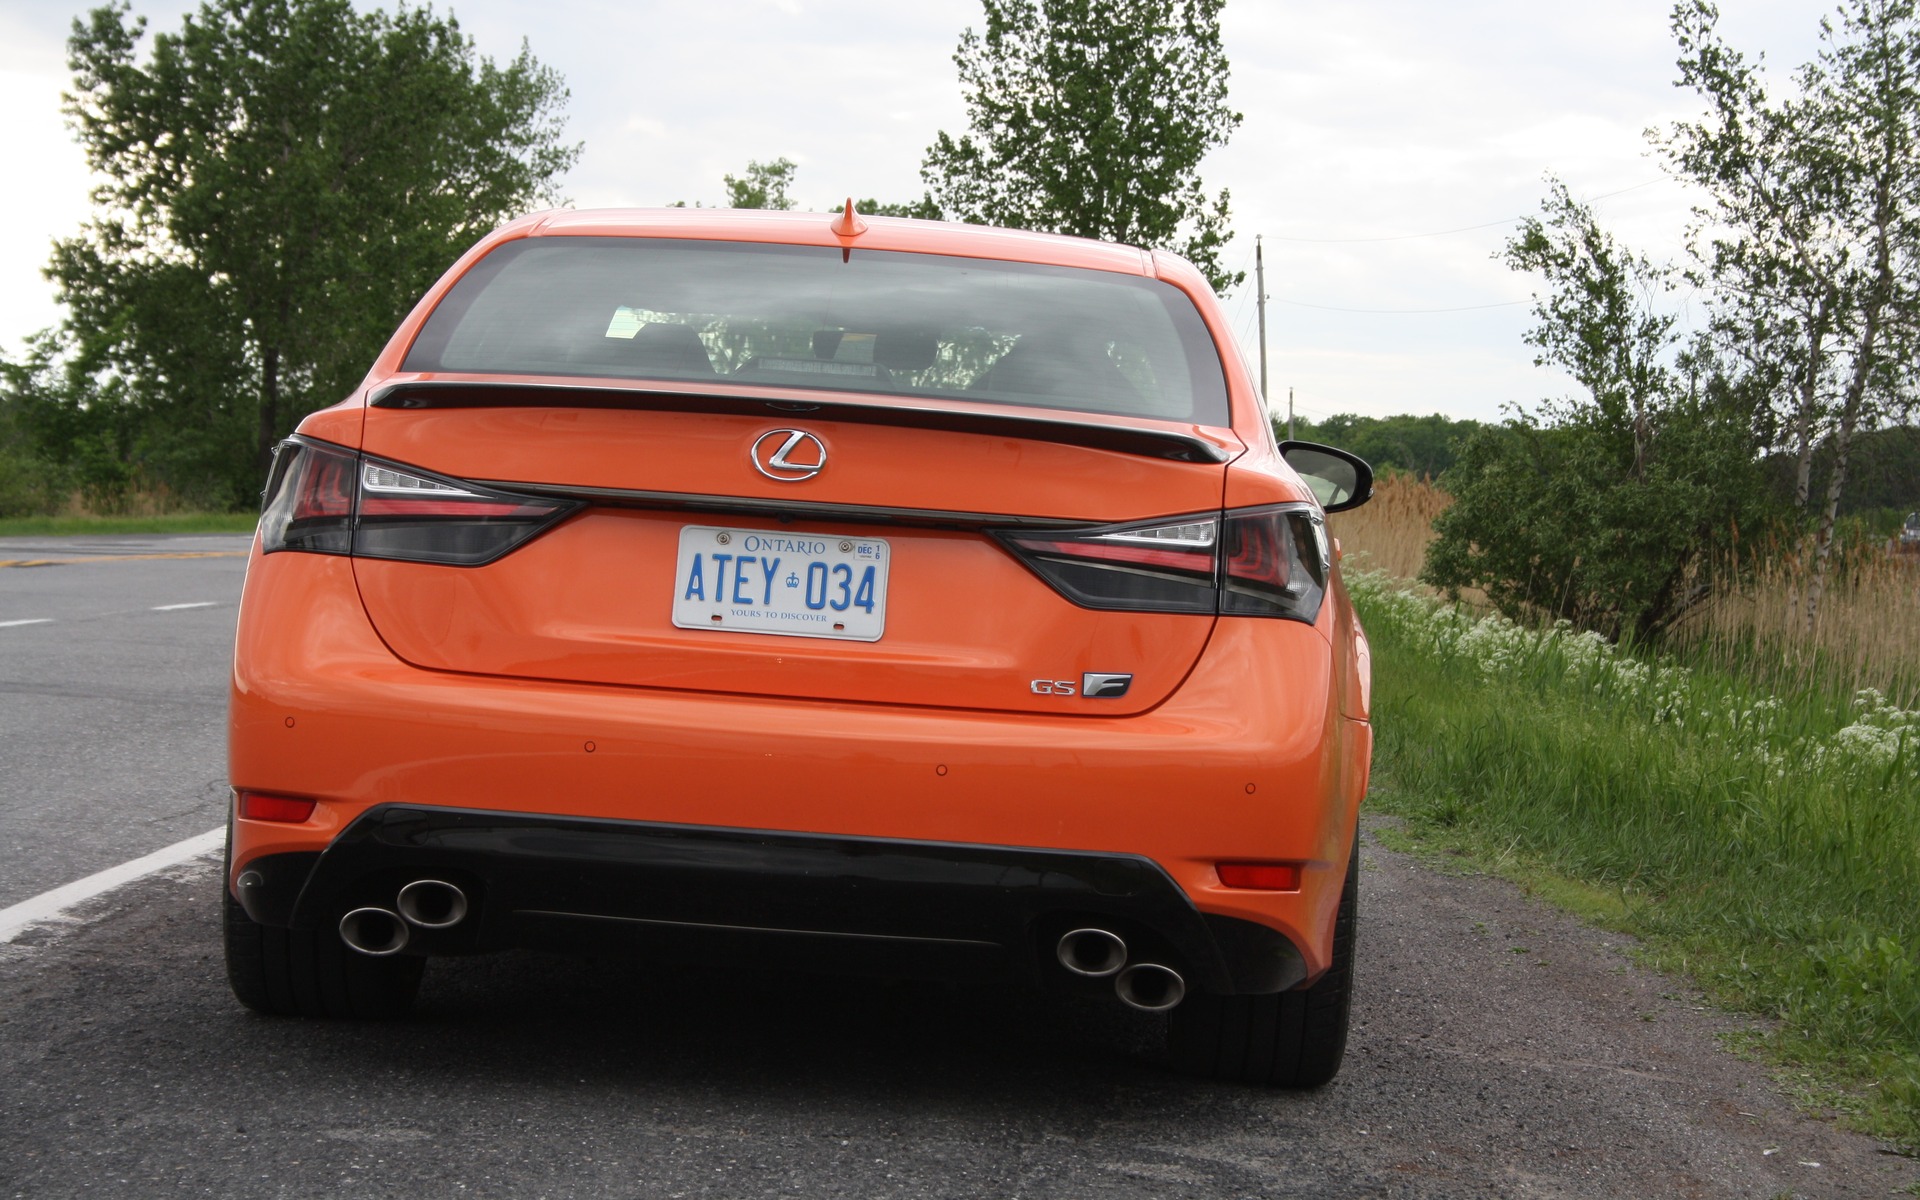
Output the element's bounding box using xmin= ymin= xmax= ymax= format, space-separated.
xmin=0 ymin=551 xmax=250 ymax=568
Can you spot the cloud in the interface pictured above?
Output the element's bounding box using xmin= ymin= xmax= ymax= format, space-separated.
xmin=0 ymin=0 xmax=1831 ymax=421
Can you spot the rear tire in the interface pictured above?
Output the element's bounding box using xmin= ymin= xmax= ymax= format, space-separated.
xmin=222 ymin=832 xmax=422 ymax=1019
xmin=1169 ymin=831 xmax=1358 ymax=1087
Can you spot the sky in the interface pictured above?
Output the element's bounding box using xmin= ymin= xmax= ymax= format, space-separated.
xmin=0 ymin=0 xmax=1831 ymax=424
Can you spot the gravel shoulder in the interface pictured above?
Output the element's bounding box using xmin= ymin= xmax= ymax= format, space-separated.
xmin=1 ymin=817 xmax=1913 ymax=1198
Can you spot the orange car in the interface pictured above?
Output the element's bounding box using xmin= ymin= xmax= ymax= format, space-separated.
xmin=223 ymin=206 xmax=1374 ymax=1087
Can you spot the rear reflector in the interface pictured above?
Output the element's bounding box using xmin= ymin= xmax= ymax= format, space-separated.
xmin=994 ymin=505 xmax=1329 ymax=623
xmin=238 ymin=791 xmax=316 ymax=823
xmin=1216 ymin=862 xmax=1302 ymax=890
xmin=260 ymin=437 xmax=579 ymax=566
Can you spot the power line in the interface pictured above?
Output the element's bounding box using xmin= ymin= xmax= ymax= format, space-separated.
xmin=1273 ymin=296 xmax=1529 ymax=314
xmin=1265 ymin=178 xmax=1669 ymax=245
xmin=1266 ymin=217 xmax=1520 ymax=245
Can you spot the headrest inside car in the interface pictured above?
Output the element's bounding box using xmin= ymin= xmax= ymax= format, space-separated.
xmin=874 ymin=329 xmax=938 ymax=372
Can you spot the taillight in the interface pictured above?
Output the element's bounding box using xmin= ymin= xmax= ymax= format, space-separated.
xmin=993 ymin=505 xmax=1329 ymax=624
xmin=1220 ymin=507 xmax=1329 ymax=620
xmin=260 ymin=438 xmax=355 ymax=554
xmin=996 ymin=516 xmax=1219 ymax=614
xmin=260 ymin=437 xmax=578 ymax=566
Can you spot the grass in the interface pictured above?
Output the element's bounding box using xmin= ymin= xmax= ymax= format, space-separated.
xmin=0 ymin=511 xmax=258 ymax=538
xmin=1351 ymin=574 xmax=1920 ymax=1149
xmin=1332 ymin=473 xmax=1920 ymax=1148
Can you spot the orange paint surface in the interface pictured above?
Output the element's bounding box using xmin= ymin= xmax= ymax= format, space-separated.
xmin=230 ymin=208 xmax=1371 ymax=977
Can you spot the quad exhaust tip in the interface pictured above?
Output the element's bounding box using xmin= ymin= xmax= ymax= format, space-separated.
xmin=396 ymin=879 xmax=469 ymax=929
xmin=1114 ymin=962 xmax=1186 ymax=1012
xmin=339 ymin=907 xmax=409 ymax=956
xmin=1056 ymin=928 xmax=1128 ymax=978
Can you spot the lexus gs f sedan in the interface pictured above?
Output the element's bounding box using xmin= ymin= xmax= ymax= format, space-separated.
xmin=224 ymin=204 xmax=1375 ymax=1087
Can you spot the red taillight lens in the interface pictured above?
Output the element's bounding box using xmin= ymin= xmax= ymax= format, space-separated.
xmin=1220 ymin=507 xmax=1328 ymax=621
xmin=259 ymin=437 xmax=579 ymax=566
xmin=994 ymin=506 xmax=1328 ymax=623
xmin=1216 ymin=862 xmax=1302 ymax=890
xmin=260 ymin=439 xmax=356 ymax=554
xmin=237 ymin=791 xmax=316 ymax=823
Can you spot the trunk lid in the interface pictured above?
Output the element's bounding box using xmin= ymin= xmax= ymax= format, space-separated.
xmin=350 ymin=393 xmax=1238 ymax=715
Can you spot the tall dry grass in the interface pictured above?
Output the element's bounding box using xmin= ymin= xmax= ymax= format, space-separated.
xmin=1670 ymin=537 xmax=1920 ymax=707
xmin=1328 ymin=472 xmax=1449 ymax=580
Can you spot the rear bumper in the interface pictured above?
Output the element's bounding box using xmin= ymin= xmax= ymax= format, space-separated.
xmin=236 ymin=804 xmax=1307 ymax=994
xmin=230 ymin=552 xmax=1369 ymax=981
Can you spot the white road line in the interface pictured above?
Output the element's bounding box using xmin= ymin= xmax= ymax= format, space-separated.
xmin=151 ymin=601 xmax=219 ymax=611
xmin=0 ymin=618 xmax=53 ymax=628
xmin=0 ymin=826 xmax=225 ymax=944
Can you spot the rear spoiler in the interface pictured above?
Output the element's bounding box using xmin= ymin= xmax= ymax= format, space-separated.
xmin=368 ymin=380 xmax=1237 ymax=465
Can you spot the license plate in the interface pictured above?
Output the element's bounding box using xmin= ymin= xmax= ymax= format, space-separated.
xmin=671 ymin=526 xmax=890 ymax=641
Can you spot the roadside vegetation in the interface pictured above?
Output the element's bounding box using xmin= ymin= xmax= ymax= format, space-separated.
xmin=1335 ymin=476 xmax=1920 ymax=1148
xmin=1341 ymin=4 xmax=1920 ymax=1143
xmin=0 ymin=512 xmax=256 ymax=539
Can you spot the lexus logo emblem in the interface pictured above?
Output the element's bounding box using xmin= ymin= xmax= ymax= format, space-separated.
xmin=751 ymin=429 xmax=826 ymax=482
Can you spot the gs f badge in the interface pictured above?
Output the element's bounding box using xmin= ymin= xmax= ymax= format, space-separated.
xmin=1030 ymin=673 xmax=1133 ymax=699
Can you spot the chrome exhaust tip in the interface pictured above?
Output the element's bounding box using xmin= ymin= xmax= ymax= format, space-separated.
xmin=1056 ymin=928 xmax=1128 ymax=978
xmin=395 ymin=879 xmax=469 ymax=929
xmin=1114 ymin=962 xmax=1186 ymax=1012
xmin=339 ymin=907 xmax=410 ymax=956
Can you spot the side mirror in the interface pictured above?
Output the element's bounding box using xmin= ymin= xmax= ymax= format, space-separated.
xmin=1279 ymin=441 xmax=1374 ymax=513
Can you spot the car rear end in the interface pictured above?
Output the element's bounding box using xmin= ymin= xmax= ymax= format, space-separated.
xmin=224 ymin=209 xmax=1371 ymax=1082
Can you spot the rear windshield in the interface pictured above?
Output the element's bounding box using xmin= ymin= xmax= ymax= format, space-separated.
xmin=403 ymin=237 xmax=1230 ymax=425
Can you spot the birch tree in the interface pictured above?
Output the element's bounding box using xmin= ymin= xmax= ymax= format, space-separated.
xmin=1660 ymin=0 xmax=1920 ymax=623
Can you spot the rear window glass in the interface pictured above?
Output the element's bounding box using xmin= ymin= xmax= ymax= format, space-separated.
xmin=403 ymin=237 xmax=1230 ymax=425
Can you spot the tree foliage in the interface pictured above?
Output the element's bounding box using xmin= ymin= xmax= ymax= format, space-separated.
xmin=677 ymin=157 xmax=939 ymax=219
xmin=1422 ymin=183 xmax=1776 ymax=641
xmin=1658 ymin=0 xmax=1920 ymax=621
xmin=921 ymin=0 xmax=1243 ymax=291
xmin=27 ymin=0 xmax=576 ymax=509
xmin=1772 ymin=424 xmax=1920 ymax=514
xmin=1286 ymin=412 xmax=1485 ymax=480
xmin=722 ymin=157 xmax=799 ymax=210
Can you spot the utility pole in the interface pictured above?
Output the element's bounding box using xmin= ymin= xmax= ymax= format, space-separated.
xmin=1288 ymin=386 xmax=1295 ymax=442
xmin=1254 ymin=235 xmax=1268 ymax=407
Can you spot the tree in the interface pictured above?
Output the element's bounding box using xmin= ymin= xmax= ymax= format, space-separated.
xmin=921 ymin=0 xmax=1243 ymax=292
xmin=1422 ymin=182 xmax=1774 ymax=641
xmin=1658 ymin=0 xmax=1920 ymax=624
xmin=1284 ymin=412 xmax=1486 ymax=480
xmin=0 ymin=341 xmax=77 ymax=517
xmin=722 ymin=157 xmax=799 ymax=210
xmin=41 ymin=0 xmax=576 ymax=507
xmin=675 ymin=157 xmax=938 ymax=218
xmin=852 ymin=195 xmax=944 ymax=220
xmin=1775 ymin=423 xmax=1920 ymax=514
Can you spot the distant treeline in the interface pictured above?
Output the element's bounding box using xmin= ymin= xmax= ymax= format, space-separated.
xmin=1284 ymin=413 xmax=1485 ymax=481
xmin=1286 ymin=412 xmax=1919 ymax=521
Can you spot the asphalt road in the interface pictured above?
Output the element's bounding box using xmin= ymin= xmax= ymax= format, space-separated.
xmin=0 ymin=533 xmax=250 ymax=906
xmin=2 ymin=537 xmax=1915 ymax=1197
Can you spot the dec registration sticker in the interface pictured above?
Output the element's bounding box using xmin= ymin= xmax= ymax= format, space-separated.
xmin=671 ymin=526 xmax=890 ymax=642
